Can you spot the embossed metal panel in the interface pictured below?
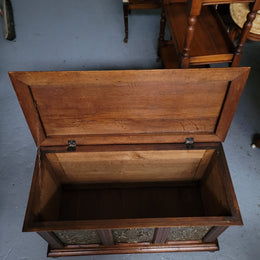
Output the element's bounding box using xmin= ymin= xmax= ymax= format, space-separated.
xmin=112 ymin=228 xmax=155 ymax=243
xmin=168 ymin=226 xmax=212 ymax=241
xmin=54 ymin=230 xmax=101 ymax=245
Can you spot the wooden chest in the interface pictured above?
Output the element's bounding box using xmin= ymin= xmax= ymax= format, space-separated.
xmin=9 ymin=68 xmax=249 ymax=257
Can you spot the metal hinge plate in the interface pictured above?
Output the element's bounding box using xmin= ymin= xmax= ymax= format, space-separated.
xmin=68 ymin=140 xmax=76 ymax=151
xmin=185 ymin=137 xmax=194 ymax=149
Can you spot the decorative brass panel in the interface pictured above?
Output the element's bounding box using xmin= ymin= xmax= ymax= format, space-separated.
xmin=112 ymin=228 xmax=155 ymax=243
xmin=167 ymin=226 xmax=212 ymax=241
xmin=54 ymin=230 xmax=101 ymax=245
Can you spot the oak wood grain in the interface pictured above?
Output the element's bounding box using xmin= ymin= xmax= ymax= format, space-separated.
xmin=215 ymin=68 xmax=250 ymax=141
xmin=9 ymin=75 xmax=46 ymax=146
xmin=52 ymin=150 xmax=207 ymax=183
xmin=9 ymin=68 xmax=249 ymax=146
xmin=193 ymin=149 xmax=215 ymax=180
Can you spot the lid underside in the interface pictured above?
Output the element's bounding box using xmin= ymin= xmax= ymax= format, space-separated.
xmin=9 ymin=68 xmax=250 ymax=147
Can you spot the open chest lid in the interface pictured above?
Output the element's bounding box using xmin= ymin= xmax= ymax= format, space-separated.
xmin=9 ymin=68 xmax=250 ymax=147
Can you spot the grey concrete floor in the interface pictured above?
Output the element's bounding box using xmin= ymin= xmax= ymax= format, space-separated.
xmin=0 ymin=0 xmax=259 ymax=259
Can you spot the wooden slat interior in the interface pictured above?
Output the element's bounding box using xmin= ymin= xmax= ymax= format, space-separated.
xmin=59 ymin=182 xmax=205 ymax=220
xmin=166 ymin=4 xmax=234 ymax=59
xmin=24 ymin=145 xmax=237 ymax=228
xmin=29 ymin=147 xmax=234 ymax=223
xmin=46 ymin=150 xmax=213 ymax=183
xmin=30 ymin=78 xmax=228 ymax=137
xmin=33 ymin=157 xmax=61 ymax=221
xmin=200 ymin=151 xmax=231 ymax=216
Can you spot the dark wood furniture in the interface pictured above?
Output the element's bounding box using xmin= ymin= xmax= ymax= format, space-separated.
xmin=123 ymin=0 xmax=161 ymax=42
xmin=9 ymin=67 xmax=249 ymax=257
xmin=159 ymin=0 xmax=260 ymax=68
xmin=252 ymin=134 xmax=260 ymax=148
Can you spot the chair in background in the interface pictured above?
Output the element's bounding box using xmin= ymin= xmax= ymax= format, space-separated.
xmin=158 ymin=0 xmax=260 ymax=68
xmin=230 ymin=2 xmax=260 ymax=41
xmin=123 ymin=0 xmax=161 ymax=43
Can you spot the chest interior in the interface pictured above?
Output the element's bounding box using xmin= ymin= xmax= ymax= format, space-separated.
xmin=26 ymin=142 xmax=238 ymax=230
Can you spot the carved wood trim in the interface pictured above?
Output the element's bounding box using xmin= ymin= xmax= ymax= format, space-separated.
xmin=97 ymin=230 xmax=114 ymax=246
xmin=37 ymin=232 xmax=64 ymax=249
xmin=202 ymin=226 xmax=227 ymax=243
xmin=153 ymin=228 xmax=170 ymax=243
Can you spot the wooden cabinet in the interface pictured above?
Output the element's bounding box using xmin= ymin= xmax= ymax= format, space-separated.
xmin=9 ymin=68 xmax=249 ymax=257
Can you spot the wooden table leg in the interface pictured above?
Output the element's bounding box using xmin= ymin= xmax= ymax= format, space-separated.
xmin=251 ymin=134 xmax=260 ymax=149
xmin=123 ymin=2 xmax=129 ymax=43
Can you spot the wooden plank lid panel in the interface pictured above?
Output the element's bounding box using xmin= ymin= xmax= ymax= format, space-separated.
xmin=9 ymin=68 xmax=250 ymax=147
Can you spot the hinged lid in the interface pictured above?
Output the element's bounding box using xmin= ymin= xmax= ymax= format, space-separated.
xmin=9 ymin=68 xmax=250 ymax=147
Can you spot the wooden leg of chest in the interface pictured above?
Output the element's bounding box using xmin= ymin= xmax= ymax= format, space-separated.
xmin=251 ymin=134 xmax=260 ymax=149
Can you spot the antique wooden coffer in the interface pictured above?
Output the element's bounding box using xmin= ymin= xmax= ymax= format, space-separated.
xmin=10 ymin=68 xmax=249 ymax=257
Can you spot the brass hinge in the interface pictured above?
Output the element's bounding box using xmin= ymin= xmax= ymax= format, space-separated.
xmin=68 ymin=140 xmax=76 ymax=151
xmin=185 ymin=137 xmax=194 ymax=149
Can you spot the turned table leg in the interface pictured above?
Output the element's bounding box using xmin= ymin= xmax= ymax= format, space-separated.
xmin=158 ymin=6 xmax=166 ymax=58
xmin=123 ymin=2 xmax=129 ymax=43
xmin=251 ymin=134 xmax=260 ymax=149
xmin=232 ymin=9 xmax=257 ymax=66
